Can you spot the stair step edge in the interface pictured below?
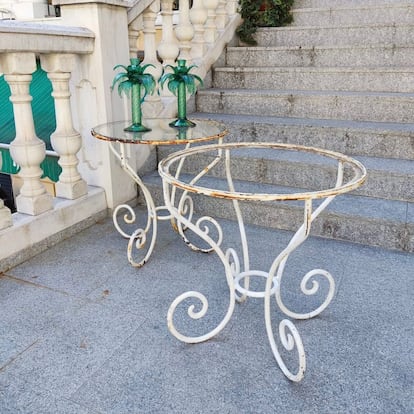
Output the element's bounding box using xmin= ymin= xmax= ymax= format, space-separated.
xmin=255 ymin=23 xmax=414 ymax=31
xmin=214 ymin=67 xmax=414 ymax=73
xmin=158 ymin=145 xmax=414 ymax=175
xmin=227 ymin=44 xmax=414 ymax=52
xmin=292 ymin=3 xmax=414 ymax=12
xmin=199 ymin=89 xmax=414 ymax=98
xmin=191 ymin=112 xmax=414 ymax=133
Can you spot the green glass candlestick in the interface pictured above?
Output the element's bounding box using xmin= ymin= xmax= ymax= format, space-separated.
xmin=111 ymin=58 xmax=155 ymax=132
xmin=160 ymin=59 xmax=203 ymax=128
xmin=125 ymin=83 xmax=149 ymax=132
xmin=174 ymin=82 xmax=195 ymax=128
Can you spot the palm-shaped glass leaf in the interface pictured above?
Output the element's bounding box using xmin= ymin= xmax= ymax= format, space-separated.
xmin=160 ymin=59 xmax=204 ymax=128
xmin=112 ymin=58 xmax=156 ymax=132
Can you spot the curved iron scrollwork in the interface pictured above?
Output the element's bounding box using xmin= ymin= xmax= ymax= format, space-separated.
xmin=159 ymin=141 xmax=366 ymax=381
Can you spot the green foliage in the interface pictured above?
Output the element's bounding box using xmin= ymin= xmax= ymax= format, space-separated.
xmin=112 ymin=58 xmax=156 ymax=102
xmin=159 ymin=59 xmax=203 ymax=96
xmin=236 ymin=0 xmax=294 ymax=45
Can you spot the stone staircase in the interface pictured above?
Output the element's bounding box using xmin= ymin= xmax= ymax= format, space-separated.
xmin=143 ymin=0 xmax=414 ymax=252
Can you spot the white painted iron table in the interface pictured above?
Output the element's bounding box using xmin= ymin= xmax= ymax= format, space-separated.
xmin=91 ymin=118 xmax=227 ymax=267
xmin=158 ymin=142 xmax=366 ymax=382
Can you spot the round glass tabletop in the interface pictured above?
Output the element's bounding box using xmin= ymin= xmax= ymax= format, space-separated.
xmin=91 ymin=118 xmax=228 ymax=146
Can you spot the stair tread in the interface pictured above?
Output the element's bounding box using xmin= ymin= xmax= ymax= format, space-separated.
xmin=256 ymin=22 xmax=414 ymax=31
xmin=143 ymin=171 xmax=413 ymax=223
xmin=215 ymin=67 xmax=414 ymax=73
xmin=200 ymin=88 xmax=414 ymax=98
xmin=294 ymin=0 xmax=412 ymax=5
xmin=292 ymin=2 xmax=414 ymax=11
xmin=192 ymin=112 xmax=414 ymax=133
xmin=227 ymin=44 xmax=414 ymax=52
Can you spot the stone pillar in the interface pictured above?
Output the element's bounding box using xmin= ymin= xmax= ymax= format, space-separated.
xmin=54 ymin=0 xmax=137 ymax=208
xmin=175 ymin=0 xmax=194 ymax=62
xmin=141 ymin=1 xmax=164 ymax=118
xmin=190 ymin=0 xmax=208 ymax=61
xmin=203 ymin=0 xmax=219 ymax=44
xmin=5 ymin=0 xmax=48 ymax=19
xmin=1 ymin=52 xmax=53 ymax=216
xmin=41 ymin=53 xmax=88 ymax=200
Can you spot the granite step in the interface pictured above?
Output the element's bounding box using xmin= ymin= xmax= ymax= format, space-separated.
xmin=186 ymin=113 xmax=414 ymax=161
xmin=291 ymin=3 xmax=414 ymax=27
xmin=196 ymin=89 xmax=414 ymax=123
xmin=212 ymin=67 xmax=414 ymax=93
xmin=139 ymin=171 xmax=414 ymax=253
xmin=294 ymin=0 xmax=412 ymax=8
xmin=225 ymin=44 xmax=414 ymax=69
xmin=251 ymin=25 xmax=414 ymax=48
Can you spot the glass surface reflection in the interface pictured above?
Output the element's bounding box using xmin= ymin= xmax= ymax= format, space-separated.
xmin=91 ymin=118 xmax=227 ymax=145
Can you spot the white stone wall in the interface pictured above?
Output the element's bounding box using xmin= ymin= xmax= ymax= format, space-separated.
xmin=0 ymin=0 xmax=51 ymax=19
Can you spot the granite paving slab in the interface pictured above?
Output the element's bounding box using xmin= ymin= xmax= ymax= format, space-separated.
xmin=0 ymin=213 xmax=412 ymax=413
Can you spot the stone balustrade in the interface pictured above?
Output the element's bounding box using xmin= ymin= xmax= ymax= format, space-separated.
xmin=0 ymin=22 xmax=94 ymax=230
xmin=0 ymin=0 xmax=241 ymax=269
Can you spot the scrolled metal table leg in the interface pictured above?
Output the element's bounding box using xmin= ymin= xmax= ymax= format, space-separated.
xmin=163 ymin=178 xmax=236 ymax=343
xmin=109 ymin=142 xmax=159 ymax=267
xmin=173 ymin=141 xmax=224 ymax=253
xmin=263 ymin=195 xmax=341 ymax=381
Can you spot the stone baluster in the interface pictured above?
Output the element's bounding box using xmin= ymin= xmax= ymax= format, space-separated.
xmin=0 ymin=197 xmax=12 ymax=230
xmin=141 ymin=1 xmax=164 ymax=117
xmin=203 ymin=0 xmax=219 ymax=44
xmin=40 ymin=54 xmax=87 ymax=200
xmin=128 ymin=16 xmax=142 ymax=59
xmin=189 ymin=0 xmax=208 ymax=61
xmin=226 ymin=0 xmax=238 ymax=16
xmin=158 ymin=0 xmax=179 ymax=97
xmin=158 ymin=0 xmax=179 ymax=67
xmin=175 ymin=0 xmax=194 ymax=62
xmin=215 ymin=0 xmax=228 ymax=30
xmin=0 ymin=152 xmax=12 ymax=229
xmin=1 ymin=52 xmax=53 ymax=216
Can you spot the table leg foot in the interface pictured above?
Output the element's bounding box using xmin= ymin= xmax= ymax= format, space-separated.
xmin=167 ymin=289 xmax=236 ymax=344
xmin=265 ymin=314 xmax=307 ymax=382
xmin=113 ymin=203 xmax=157 ymax=268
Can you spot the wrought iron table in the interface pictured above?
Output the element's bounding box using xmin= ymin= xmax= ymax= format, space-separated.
xmin=158 ymin=142 xmax=366 ymax=382
xmin=91 ymin=118 xmax=227 ymax=267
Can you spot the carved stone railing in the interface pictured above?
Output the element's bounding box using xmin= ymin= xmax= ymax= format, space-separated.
xmin=0 ymin=21 xmax=105 ymax=269
xmin=0 ymin=22 xmax=94 ymax=222
xmin=0 ymin=0 xmax=241 ymax=269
